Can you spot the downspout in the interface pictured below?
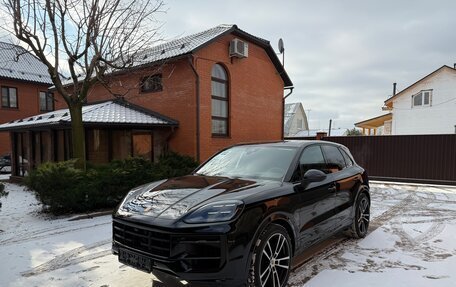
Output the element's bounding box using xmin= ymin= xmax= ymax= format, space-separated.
xmin=282 ymin=87 xmax=294 ymax=140
xmin=188 ymin=55 xmax=200 ymax=162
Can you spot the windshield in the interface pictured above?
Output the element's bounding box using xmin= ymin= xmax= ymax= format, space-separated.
xmin=195 ymin=145 xmax=297 ymax=180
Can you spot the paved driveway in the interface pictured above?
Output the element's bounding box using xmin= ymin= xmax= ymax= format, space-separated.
xmin=0 ymin=181 xmax=455 ymax=287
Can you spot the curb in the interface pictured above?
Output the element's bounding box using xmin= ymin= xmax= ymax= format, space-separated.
xmin=68 ymin=210 xmax=113 ymax=221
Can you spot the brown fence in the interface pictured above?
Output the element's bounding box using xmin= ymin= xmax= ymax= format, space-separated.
xmin=287 ymin=134 xmax=456 ymax=185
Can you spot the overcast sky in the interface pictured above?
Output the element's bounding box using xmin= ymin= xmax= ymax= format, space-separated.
xmin=156 ymin=0 xmax=456 ymax=130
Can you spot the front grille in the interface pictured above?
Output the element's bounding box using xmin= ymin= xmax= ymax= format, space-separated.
xmin=113 ymin=220 xmax=227 ymax=273
xmin=113 ymin=220 xmax=171 ymax=258
xmin=170 ymin=235 xmax=224 ymax=272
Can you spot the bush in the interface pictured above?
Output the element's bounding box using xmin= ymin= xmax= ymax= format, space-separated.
xmin=25 ymin=153 xmax=198 ymax=214
xmin=155 ymin=151 xmax=199 ymax=178
xmin=25 ymin=160 xmax=89 ymax=213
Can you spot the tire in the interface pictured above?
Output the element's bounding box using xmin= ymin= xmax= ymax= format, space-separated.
xmin=248 ymin=224 xmax=292 ymax=287
xmin=346 ymin=191 xmax=370 ymax=238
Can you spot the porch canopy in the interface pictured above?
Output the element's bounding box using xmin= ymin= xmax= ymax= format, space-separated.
xmin=0 ymin=99 xmax=178 ymax=176
xmin=355 ymin=113 xmax=392 ymax=135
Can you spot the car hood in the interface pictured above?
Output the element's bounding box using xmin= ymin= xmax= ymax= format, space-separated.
xmin=117 ymin=175 xmax=279 ymax=220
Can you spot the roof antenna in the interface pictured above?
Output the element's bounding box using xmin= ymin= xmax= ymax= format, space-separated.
xmin=278 ymin=38 xmax=285 ymax=67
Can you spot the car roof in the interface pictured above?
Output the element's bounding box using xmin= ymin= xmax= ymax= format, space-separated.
xmin=233 ymin=140 xmax=344 ymax=149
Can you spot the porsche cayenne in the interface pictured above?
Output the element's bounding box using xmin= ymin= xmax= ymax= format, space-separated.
xmin=112 ymin=141 xmax=370 ymax=287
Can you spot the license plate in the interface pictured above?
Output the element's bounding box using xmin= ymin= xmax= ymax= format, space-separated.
xmin=119 ymin=248 xmax=153 ymax=272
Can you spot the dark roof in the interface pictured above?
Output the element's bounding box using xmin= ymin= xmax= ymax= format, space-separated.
xmin=0 ymin=99 xmax=178 ymax=131
xmin=385 ymin=65 xmax=456 ymax=104
xmin=136 ymin=24 xmax=293 ymax=86
xmin=0 ymin=41 xmax=52 ymax=85
xmin=57 ymin=24 xmax=293 ymax=88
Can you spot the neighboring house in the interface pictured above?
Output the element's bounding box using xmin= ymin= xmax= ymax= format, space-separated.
xmin=292 ymin=128 xmax=347 ymax=137
xmin=0 ymin=42 xmax=53 ymax=156
xmin=356 ymin=65 xmax=456 ymax=135
xmin=284 ymin=102 xmax=309 ymax=136
xmin=0 ymin=24 xmax=293 ymax=177
xmin=355 ymin=113 xmax=392 ymax=135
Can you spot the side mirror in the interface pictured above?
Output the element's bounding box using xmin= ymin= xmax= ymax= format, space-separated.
xmin=301 ymin=169 xmax=327 ymax=188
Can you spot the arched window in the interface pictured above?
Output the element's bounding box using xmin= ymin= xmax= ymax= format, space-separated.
xmin=211 ymin=64 xmax=229 ymax=136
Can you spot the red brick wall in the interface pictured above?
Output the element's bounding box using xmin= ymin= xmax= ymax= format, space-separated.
xmin=0 ymin=78 xmax=51 ymax=155
xmin=54 ymin=32 xmax=285 ymax=162
xmin=196 ymin=34 xmax=284 ymax=161
xmin=55 ymin=59 xmax=197 ymax=158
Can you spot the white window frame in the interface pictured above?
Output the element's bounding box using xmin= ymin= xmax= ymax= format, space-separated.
xmin=412 ymin=90 xmax=432 ymax=108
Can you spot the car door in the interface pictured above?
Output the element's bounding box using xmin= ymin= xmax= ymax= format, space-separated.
xmin=335 ymin=147 xmax=361 ymax=222
xmin=293 ymin=144 xmax=338 ymax=250
xmin=320 ymin=145 xmax=358 ymax=230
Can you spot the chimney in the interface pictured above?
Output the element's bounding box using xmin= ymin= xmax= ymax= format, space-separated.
xmin=393 ymin=83 xmax=397 ymax=96
xmin=316 ymin=131 xmax=327 ymax=140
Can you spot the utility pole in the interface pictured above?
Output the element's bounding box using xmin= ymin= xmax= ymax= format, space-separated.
xmin=328 ymin=119 xmax=332 ymax=136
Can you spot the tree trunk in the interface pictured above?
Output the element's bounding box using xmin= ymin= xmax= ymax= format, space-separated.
xmin=69 ymin=103 xmax=86 ymax=170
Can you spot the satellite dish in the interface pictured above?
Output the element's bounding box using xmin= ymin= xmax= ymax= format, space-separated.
xmin=278 ymin=38 xmax=284 ymax=53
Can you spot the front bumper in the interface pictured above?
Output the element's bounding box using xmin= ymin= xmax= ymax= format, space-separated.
xmin=112 ymin=218 xmax=250 ymax=286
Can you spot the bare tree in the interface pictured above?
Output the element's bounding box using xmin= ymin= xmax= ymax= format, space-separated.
xmin=346 ymin=128 xmax=363 ymax=136
xmin=2 ymin=0 xmax=164 ymax=169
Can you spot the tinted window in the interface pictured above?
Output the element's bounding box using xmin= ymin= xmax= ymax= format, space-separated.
xmin=292 ymin=145 xmax=325 ymax=181
xmin=340 ymin=148 xmax=354 ymax=167
xmin=321 ymin=145 xmax=346 ymax=172
xmin=196 ymin=146 xmax=297 ymax=181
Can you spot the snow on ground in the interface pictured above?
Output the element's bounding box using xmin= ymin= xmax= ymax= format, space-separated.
xmin=0 ymin=181 xmax=455 ymax=287
xmin=0 ymin=182 xmax=151 ymax=287
xmin=288 ymin=182 xmax=456 ymax=287
xmin=0 ymin=173 xmax=10 ymax=181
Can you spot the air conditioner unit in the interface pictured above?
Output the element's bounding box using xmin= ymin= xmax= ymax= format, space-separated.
xmin=229 ymin=38 xmax=248 ymax=58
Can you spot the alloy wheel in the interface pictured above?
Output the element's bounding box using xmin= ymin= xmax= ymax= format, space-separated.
xmin=258 ymin=233 xmax=291 ymax=287
xmin=357 ymin=196 xmax=370 ymax=235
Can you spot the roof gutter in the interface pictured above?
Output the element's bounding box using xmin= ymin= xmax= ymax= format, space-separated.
xmin=282 ymin=87 xmax=294 ymax=140
xmin=188 ymin=55 xmax=200 ymax=162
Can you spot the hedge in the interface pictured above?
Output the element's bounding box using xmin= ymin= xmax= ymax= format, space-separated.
xmin=25 ymin=152 xmax=198 ymax=214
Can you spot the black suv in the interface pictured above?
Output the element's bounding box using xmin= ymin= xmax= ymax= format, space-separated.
xmin=112 ymin=141 xmax=370 ymax=287
xmin=0 ymin=154 xmax=11 ymax=174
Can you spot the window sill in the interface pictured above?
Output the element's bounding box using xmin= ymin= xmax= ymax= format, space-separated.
xmin=211 ymin=135 xmax=231 ymax=139
xmin=412 ymin=105 xmax=431 ymax=109
xmin=1 ymin=107 xmax=19 ymax=110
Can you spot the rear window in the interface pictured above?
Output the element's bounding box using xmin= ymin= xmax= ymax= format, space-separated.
xmin=339 ymin=148 xmax=354 ymax=167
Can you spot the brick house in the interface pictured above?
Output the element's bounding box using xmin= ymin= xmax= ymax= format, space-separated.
xmin=0 ymin=42 xmax=53 ymax=156
xmin=0 ymin=24 xmax=293 ymax=176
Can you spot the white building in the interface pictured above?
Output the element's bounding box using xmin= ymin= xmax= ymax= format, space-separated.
xmin=357 ymin=65 xmax=456 ymax=135
xmin=284 ymin=102 xmax=309 ymax=137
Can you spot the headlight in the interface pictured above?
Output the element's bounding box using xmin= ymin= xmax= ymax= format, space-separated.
xmin=183 ymin=200 xmax=244 ymax=224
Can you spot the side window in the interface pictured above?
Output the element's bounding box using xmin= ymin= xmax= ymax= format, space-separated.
xmin=339 ymin=148 xmax=354 ymax=167
xmin=140 ymin=74 xmax=163 ymax=93
xmin=211 ymin=64 xmax=229 ymax=137
xmin=292 ymin=145 xmax=325 ymax=181
xmin=321 ymin=145 xmax=346 ymax=172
